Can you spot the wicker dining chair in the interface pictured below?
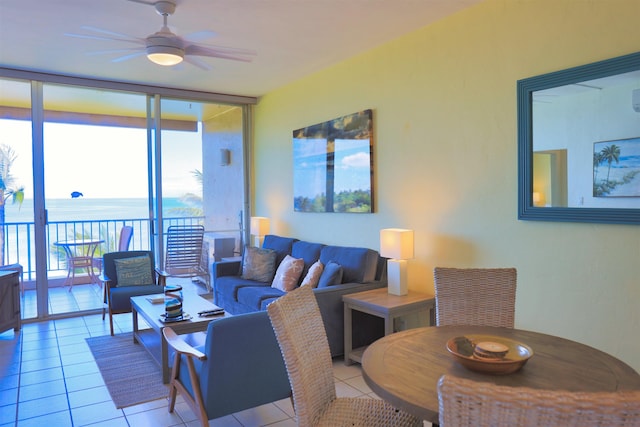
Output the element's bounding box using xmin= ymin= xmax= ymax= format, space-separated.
xmin=267 ymin=285 xmax=422 ymax=427
xmin=433 ymin=267 xmax=517 ymax=327
xmin=437 ymin=375 xmax=640 ymax=426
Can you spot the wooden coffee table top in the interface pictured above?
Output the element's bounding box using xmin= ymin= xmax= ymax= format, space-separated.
xmin=131 ymin=292 xmax=228 ymax=334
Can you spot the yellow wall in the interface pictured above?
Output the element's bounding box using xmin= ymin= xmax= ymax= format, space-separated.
xmin=253 ymin=0 xmax=640 ymax=371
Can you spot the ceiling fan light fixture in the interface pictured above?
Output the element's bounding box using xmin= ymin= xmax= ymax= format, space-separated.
xmin=146 ymin=45 xmax=184 ymax=66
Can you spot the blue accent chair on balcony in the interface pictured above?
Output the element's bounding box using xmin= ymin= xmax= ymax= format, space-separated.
xmin=102 ymin=250 xmax=166 ymax=335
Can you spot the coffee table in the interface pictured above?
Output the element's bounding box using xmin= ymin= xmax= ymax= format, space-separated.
xmin=130 ymin=293 xmax=228 ymax=383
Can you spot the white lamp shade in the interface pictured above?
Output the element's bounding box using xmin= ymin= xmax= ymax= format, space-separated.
xmin=250 ymin=217 xmax=270 ymax=236
xmin=380 ymin=228 xmax=414 ymax=260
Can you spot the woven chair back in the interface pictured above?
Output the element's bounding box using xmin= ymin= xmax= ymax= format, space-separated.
xmin=434 ymin=267 xmax=517 ymax=327
xmin=438 ymin=375 xmax=640 ymax=426
xmin=267 ymin=285 xmax=336 ymax=425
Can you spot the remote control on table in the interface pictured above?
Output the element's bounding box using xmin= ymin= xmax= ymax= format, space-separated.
xmin=198 ymin=309 xmax=225 ymax=317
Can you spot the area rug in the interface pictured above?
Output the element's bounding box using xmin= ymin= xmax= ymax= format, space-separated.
xmin=86 ymin=333 xmax=168 ymax=408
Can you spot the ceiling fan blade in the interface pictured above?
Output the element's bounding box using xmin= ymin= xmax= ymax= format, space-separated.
xmin=112 ymin=51 xmax=147 ymax=63
xmin=182 ymin=30 xmax=217 ymax=42
xmin=126 ymin=0 xmax=156 ymax=5
xmin=185 ymin=45 xmax=256 ymax=62
xmin=183 ymin=56 xmax=212 ymax=71
xmin=79 ymin=26 xmax=145 ymax=43
xmin=86 ymin=47 xmax=144 ymax=56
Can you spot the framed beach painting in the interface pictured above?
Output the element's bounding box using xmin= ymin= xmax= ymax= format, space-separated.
xmin=293 ymin=110 xmax=374 ymax=213
xmin=593 ymin=137 xmax=640 ymax=197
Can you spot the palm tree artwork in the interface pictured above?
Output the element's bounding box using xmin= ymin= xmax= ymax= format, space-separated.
xmin=600 ymin=144 xmax=621 ymax=186
xmin=593 ymin=139 xmax=640 ymax=197
xmin=0 ymin=144 xmax=25 ymax=266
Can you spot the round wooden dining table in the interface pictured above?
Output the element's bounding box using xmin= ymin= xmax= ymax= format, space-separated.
xmin=361 ymin=325 xmax=640 ymax=424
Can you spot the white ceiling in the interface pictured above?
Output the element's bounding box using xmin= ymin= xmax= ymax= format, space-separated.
xmin=0 ymin=0 xmax=483 ymax=98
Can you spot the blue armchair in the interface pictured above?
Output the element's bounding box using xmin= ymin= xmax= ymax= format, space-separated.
xmin=102 ymin=250 xmax=166 ymax=335
xmin=163 ymin=310 xmax=291 ymax=426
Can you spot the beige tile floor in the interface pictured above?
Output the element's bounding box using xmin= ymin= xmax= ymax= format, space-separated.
xmin=1 ymin=285 xmax=431 ymax=426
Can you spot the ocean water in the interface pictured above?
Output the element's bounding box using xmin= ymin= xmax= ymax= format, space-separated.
xmin=2 ymin=197 xmax=197 ymax=268
xmin=4 ymin=197 xmax=192 ymax=223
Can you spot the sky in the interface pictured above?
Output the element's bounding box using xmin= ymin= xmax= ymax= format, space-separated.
xmin=1 ymin=118 xmax=203 ymax=200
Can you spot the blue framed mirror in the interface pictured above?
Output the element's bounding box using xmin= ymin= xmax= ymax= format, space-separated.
xmin=517 ymin=51 xmax=640 ymax=225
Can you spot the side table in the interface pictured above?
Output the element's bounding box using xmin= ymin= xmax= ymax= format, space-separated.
xmin=343 ymin=287 xmax=434 ymax=365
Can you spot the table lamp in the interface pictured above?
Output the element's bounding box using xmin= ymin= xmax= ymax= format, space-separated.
xmin=250 ymin=216 xmax=270 ymax=247
xmin=380 ymin=228 xmax=414 ymax=296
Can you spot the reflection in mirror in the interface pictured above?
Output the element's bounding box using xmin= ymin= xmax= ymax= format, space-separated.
xmin=533 ymin=71 xmax=640 ymax=208
xmin=517 ymin=51 xmax=640 ymax=224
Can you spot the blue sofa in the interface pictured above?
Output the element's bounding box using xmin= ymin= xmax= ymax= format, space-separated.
xmin=213 ymin=235 xmax=386 ymax=357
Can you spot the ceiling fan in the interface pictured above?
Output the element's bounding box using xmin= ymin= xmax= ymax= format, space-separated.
xmin=65 ymin=0 xmax=256 ymax=70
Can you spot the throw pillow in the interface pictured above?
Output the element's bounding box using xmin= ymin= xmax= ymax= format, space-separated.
xmin=114 ymin=256 xmax=153 ymax=287
xmin=271 ymin=255 xmax=305 ymax=292
xmin=317 ymin=261 xmax=343 ymax=288
xmin=241 ymin=246 xmax=277 ymax=282
xmin=301 ymin=260 xmax=324 ymax=288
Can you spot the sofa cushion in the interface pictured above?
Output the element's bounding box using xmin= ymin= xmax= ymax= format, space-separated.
xmin=241 ymin=247 xmax=277 ymax=282
xmin=263 ymin=235 xmax=298 ymax=267
xmin=301 ymin=260 xmax=324 ymax=288
xmin=217 ymin=276 xmax=270 ymax=302
xmin=319 ymin=246 xmax=378 ymax=283
xmin=271 ymin=255 xmax=304 ymax=292
xmin=317 ymin=261 xmax=343 ymax=288
xmin=291 ymin=241 xmax=325 ymax=280
xmin=237 ymin=286 xmax=285 ymax=311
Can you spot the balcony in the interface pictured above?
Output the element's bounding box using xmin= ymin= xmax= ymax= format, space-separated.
xmin=2 ymin=216 xmax=241 ymax=320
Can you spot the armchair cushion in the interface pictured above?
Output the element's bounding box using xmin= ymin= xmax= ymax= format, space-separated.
xmin=241 ymin=247 xmax=277 ymax=282
xmin=109 ymin=285 xmax=161 ymax=311
xmin=114 ymin=256 xmax=154 ymax=287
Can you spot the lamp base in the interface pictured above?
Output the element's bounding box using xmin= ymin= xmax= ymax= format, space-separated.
xmin=387 ymin=259 xmax=408 ymax=296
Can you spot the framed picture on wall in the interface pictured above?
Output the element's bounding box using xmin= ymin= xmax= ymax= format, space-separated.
xmin=293 ymin=109 xmax=374 ymax=212
xmin=593 ymin=137 xmax=640 ymax=197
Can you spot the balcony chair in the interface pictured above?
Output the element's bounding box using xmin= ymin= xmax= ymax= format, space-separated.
xmin=92 ymin=225 xmax=134 ymax=280
xmin=161 ymin=225 xmax=211 ymax=293
xmin=102 ymin=250 xmax=166 ymax=336
xmin=433 ymin=267 xmax=517 ymax=327
xmin=437 ymin=375 xmax=640 ymax=426
xmin=162 ymin=311 xmax=291 ymax=427
xmin=266 ymin=285 xmax=422 ymax=426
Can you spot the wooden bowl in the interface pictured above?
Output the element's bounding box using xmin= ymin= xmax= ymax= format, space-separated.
xmin=446 ymin=335 xmax=533 ymax=375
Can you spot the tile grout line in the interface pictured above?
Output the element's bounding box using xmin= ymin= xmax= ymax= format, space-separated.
xmin=54 ymin=319 xmax=76 ymax=427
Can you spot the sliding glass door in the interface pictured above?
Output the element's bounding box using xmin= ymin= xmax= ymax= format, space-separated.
xmin=42 ymin=83 xmax=149 ymax=315
xmin=0 ymin=70 xmax=250 ymax=320
xmin=0 ymin=78 xmax=35 ymax=316
xmin=152 ymin=97 xmax=246 ymax=276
